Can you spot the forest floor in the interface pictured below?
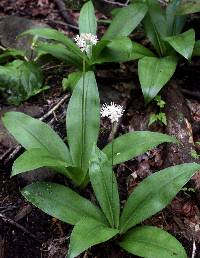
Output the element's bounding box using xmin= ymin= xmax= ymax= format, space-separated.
xmin=1 ymin=1 xmax=200 ymax=258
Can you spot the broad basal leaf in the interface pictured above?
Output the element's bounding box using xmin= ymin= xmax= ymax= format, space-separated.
xmin=103 ymin=131 xmax=177 ymax=165
xmin=21 ymin=28 xmax=85 ymax=60
xmin=22 ymin=182 xmax=107 ymax=225
xmin=91 ymin=39 xmax=110 ymax=61
xmin=193 ymin=40 xmax=200 ymax=56
xmin=11 ymin=148 xmax=83 ymax=183
xmin=2 ymin=112 xmax=71 ymax=163
xmin=62 ymin=71 xmax=82 ymax=91
xmin=35 ymin=42 xmax=83 ymax=69
xmin=143 ymin=3 xmax=167 ymax=56
xmin=66 ymin=71 xmax=100 ymax=173
xmin=0 ymin=49 xmax=25 ymax=64
xmin=68 ymin=217 xmax=119 ymax=258
xmin=93 ymin=37 xmax=132 ymax=64
xmin=79 ymin=1 xmax=97 ymax=35
xmin=103 ymin=3 xmax=148 ymax=40
xmin=0 ymin=60 xmax=47 ymax=105
xmin=120 ymin=163 xmax=200 ymax=233
xmin=119 ymin=226 xmax=187 ymax=258
xmin=176 ymin=1 xmax=200 ymax=15
xmin=165 ymin=0 xmax=186 ymax=36
xmin=89 ymin=147 xmax=120 ymax=228
xmin=128 ymin=42 xmax=155 ymax=60
xmin=165 ymin=29 xmax=195 ymax=60
xmin=138 ymin=56 xmax=177 ymax=104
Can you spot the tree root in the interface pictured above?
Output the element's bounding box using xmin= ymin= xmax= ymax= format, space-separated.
xmin=163 ymin=81 xmax=200 ymax=203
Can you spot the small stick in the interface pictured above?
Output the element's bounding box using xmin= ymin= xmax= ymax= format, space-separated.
xmin=102 ymin=0 xmax=128 ymax=7
xmin=48 ymin=19 xmax=79 ymax=30
xmin=39 ymin=93 xmax=70 ymax=121
xmin=3 ymin=94 xmax=70 ymax=165
xmin=0 ymin=213 xmax=40 ymax=243
xmin=181 ymin=89 xmax=200 ymax=100
xmin=54 ymin=0 xmax=78 ymax=26
xmin=192 ymin=241 xmax=196 ymax=258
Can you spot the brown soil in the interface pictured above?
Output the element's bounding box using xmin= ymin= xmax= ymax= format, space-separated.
xmin=1 ymin=1 xmax=200 ymax=258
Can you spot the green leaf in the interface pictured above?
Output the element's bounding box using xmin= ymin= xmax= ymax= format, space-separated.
xmin=62 ymin=71 xmax=82 ymax=91
xmin=143 ymin=3 xmax=167 ymax=56
xmin=12 ymin=148 xmax=69 ymax=176
xmin=176 ymin=1 xmax=200 ymax=15
xmin=138 ymin=56 xmax=177 ymax=104
xmin=93 ymin=37 xmax=133 ymax=64
xmin=165 ymin=0 xmax=186 ymax=36
xmin=0 ymin=49 xmax=25 ymax=64
xmin=165 ymin=29 xmax=195 ymax=60
xmin=21 ymin=28 xmax=85 ymax=60
xmin=193 ymin=40 xmax=200 ymax=56
xmin=120 ymin=163 xmax=200 ymax=233
xmin=103 ymin=3 xmax=148 ymax=40
xmin=68 ymin=217 xmax=119 ymax=258
xmin=2 ymin=112 xmax=71 ymax=163
xmin=148 ymin=114 xmax=158 ymax=126
xmin=119 ymin=226 xmax=187 ymax=258
xmin=91 ymin=39 xmax=110 ymax=61
xmin=11 ymin=148 xmax=83 ymax=184
xmin=128 ymin=42 xmax=155 ymax=60
xmin=89 ymin=147 xmax=120 ymax=228
xmin=79 ymin=1 xmax=97 ymax=35
xmin=66 ymin=71 xmax=100 ymax=174
xmin=0 ymin=60 xmax=47 ymax=105
xmin=103 ymin=131 xmax=177 ymax=165
xmin=22 ymin=182 xmax=107 ymax=225
xmin=35 ymin=42 xmax=83 ymax=69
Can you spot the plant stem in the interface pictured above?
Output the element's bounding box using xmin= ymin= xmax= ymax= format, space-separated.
xmin=111 ymin=122 xmax=115 ymax=213
xmin=81 ymin=58 xmax=86 ymax=169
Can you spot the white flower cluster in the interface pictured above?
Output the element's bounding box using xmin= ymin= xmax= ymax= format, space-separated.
xmin=74 ymin=33 xmax=98 ymax=54
xmin=100 ymin=102 xmax=125 ymax=123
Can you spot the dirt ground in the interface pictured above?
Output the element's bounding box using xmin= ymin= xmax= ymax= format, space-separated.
xmin=1 ymin=1 xmax=200 ymax=258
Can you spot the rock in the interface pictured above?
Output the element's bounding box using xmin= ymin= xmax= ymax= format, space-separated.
xmin=19 ymin=168 xmax=55 ymax=184
xmin=0 ymin=16 xmax=50 ymax=57
xmin=63 ymin=0 xmax=83 ymax=9
xmin=0 ymin=104 xmax=57 ymax=183
xmin=0 ymin=104 xmax=43 ymax=159
xmin=63 ymin=0 xmax=113 ymax=14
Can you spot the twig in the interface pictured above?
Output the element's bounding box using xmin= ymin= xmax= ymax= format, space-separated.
xmin=102 ymin=0 xmax=128 ymax=7
xmin=3 ymin=94 xmax=70 ymax=165
xmin=54 ymin=0 xmax=78 ymax=27
xmin=39 ymin=93 xmax=70 ymax=121
xmin=48 ymin=19 xmax=78 ymax=30
xmin=181 ymin=89 xmax=200 ymax=100
xmin=3 ymin=145 xmax=22 ymax=165
xmin=192 ymin=240 xmax=196 ymax=258
xmin=0 ymin=213 xmax=40 ymax=243
xmin=0 ymin=236 xmax=4 ymax=258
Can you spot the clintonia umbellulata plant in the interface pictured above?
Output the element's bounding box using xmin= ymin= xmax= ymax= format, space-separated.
xmin=18 ymin=0 xmax=200 ymax=100
xmin=0 ymin=47 xmax=48 ymax=105
xmin=18 ymin=0 xmax=153 ymax=90
xmin=2 ymin=71 xmax=178 ymax=187
xmin=2 ymin=71 xmax=200 ymax=257
xmin=4 ymin=108 xmax=200 ymax=258
xmin=130 ymin=0 xmax=200 ymax=103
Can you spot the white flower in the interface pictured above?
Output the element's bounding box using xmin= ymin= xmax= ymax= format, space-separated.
xmin=100 ymin=102 xmax=125 ymax=123
xmin=74 ymin=33 xmax=98 ymax=53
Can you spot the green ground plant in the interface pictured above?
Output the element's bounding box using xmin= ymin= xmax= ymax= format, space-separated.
xmin=0 ymin=48 xmax=48 ymax=105
xmin=2 ymin=70 xmax=200 ymax=257
xmin=19 ymin=0 xmax=200 ymax=103
xmin=2 ymin=1 xmax=200 ymax=257
xmin=2 ymin=71 xmax=177 ymax=187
